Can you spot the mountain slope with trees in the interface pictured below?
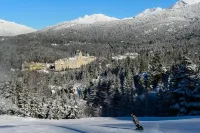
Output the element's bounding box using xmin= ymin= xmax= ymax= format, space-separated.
xmin=0 ymin=1 xmax=200 ymax=119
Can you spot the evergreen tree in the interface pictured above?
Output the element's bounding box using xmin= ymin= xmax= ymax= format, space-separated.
xmin=123 ymin=68 xmax=135 ymax=115
xmin=148 ymin=53 xmax=165 ymax=91
xmin=170 ymin=56 xmax=199 ymax=116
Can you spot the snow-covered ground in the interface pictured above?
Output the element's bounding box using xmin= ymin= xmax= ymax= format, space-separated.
xmin=0 ymin=115 xmax=199 ymax=133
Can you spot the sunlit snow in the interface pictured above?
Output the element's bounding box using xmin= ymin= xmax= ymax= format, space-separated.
xmin=0 ymin=19 xmax=36 ymax=36
xmin=0 ymin=116 xmax=199 ymax=133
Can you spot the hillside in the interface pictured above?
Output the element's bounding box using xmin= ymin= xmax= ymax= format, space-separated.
xmin=0 ymin=1 xmax=200 ymax=69
xmin=0 ymin=19 xmax=36 ymax=36
xmin=36 ymin=2 xmax=200 ymax=43
xmin=0 ymin=0 xmax=200 ymax=120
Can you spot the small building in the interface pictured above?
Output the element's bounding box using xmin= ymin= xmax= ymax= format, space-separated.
xmin=112 ymin=53 xmax=139 ymax=60
xmin=55 ymin=51 xmax=96 ymax=71
xmin=22 ymin=62 xmax=49 ymax=71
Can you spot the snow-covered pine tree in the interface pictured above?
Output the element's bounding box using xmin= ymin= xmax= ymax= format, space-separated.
xmin=110 ymin=74 xmax=123 ymax=116
xmin=189 ymin=78 xmax=200 ymax=115
xmin=170 ymin=56 xmax=199 ymax=116
xmin=87 ymin=81 xmax=98 ymax=107
xmin=123 ymin=68 xmax=135 ymax=114
xmin=148 ymin=53 xmax=165 ymax=91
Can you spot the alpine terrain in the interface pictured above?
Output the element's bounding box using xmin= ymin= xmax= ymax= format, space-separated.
xmin=172 ymin=0 xmax=200 ymax=8
xmin=0 ymin=1 xmax=200 ymax=133
xmin=0 ymin=19 xmax=36 ymax=36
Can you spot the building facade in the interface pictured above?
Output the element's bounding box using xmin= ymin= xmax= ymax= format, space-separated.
xmin=22 ymin=62 xmax=48 ymax=71
xmin=55 ymin=51 xmax=96 ymax=71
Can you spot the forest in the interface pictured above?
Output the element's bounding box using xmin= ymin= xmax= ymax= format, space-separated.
xmin=0 ymin=50 xmax=200 ymax=119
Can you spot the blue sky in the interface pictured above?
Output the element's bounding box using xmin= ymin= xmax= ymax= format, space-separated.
xmin=0 ymin=0 xmax=178 ymax=29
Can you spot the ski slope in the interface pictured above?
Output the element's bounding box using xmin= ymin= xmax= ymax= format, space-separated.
xmin=0 ymin=115 xmax=199 ymax=133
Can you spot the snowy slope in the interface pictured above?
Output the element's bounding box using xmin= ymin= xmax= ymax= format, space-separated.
xmin=0 ymin=19 xmax=36 ymax=36
xmin=71 ymin=14 xmax=119 ymax=24
xmin=0 ymin=116 xmax=200 ymax=133
xmin=41 ymin=14 xmax=119 ymax=31
xmin=39 ymin=0 xmax=200 ymax=35
xmin=39 ymin=2 xmax=200 ymax=37
xmin=136 ymin=7 xmax=163 ymax=17
xmin=172 ymin=0 xmax=200 ymax=8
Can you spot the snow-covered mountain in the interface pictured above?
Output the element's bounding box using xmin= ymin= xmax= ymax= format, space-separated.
xmin=41 ymin=14 xmax=119 ymax=31
xmin=35 ymin=0 xmax=200 ymax=45
xmin=70 ymin=14 xmax=119 ymax=24
xmin=37 ymin=1 xmax=200 ymax=44
xmin=0 ymin=19 xmax=36 ymax=36
xmin=41 ymin=0 xmax=200 ymax=32
xmin=136 ymin=7 xmax=163 ymax=17
xmin=172 ymin=0 xmax=200 ymax=8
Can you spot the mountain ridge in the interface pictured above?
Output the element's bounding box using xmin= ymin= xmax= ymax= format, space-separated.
xmin=40 ymin=0 xmax=200 ymax=31
xmin=172 ymin=0 xmax=200 ymax=8
xmin=136 ymin=7 xmax=163 ymax=17
xmin=70 ymin=14 xmax=119 ymax=24
xmin=0 ymin=19 xmax=36 ymax=36
xmin=2 ymin=0 xmax=200 ymax=36
xmin=40 ymin=14 xmax=120 ymax=31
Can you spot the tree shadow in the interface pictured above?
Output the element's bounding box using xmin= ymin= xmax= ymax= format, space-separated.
xmin=113 ymin=116 xmax=200 ymax=121
xmin=53 ymin=125 xmax=87 ymax=133
xmin=98 ymin=124 xmax=134 ymax=130
xmin=0 ymin=125 xmax=16 ymax=128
